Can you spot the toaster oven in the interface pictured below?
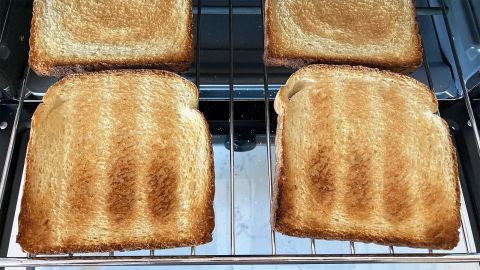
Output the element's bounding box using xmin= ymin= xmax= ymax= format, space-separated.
xmin=1 ymin=0 xmax=480 ymax=269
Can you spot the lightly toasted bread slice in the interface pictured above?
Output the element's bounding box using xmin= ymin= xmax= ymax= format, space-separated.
xmin=29 ymin=0 xmax=193 ymax=76
xmin=17 ymin=70 xmax=214 ymax=254
xmin=273 ymin=64 xmax=460 ymax=250
xmin=264 ymin=0 xmax=423 ymax=73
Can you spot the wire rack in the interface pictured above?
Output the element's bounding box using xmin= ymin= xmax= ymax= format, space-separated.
xmin=1 ymin=0 xmax=480 ymax=267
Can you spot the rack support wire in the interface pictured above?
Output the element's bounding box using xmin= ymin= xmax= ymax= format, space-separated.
xmin=311 ymin=239 xmax=317 ymax=255
xmin=4 ymin=253 xmax=480 ymax=267
xmin=440 ymin=0 xmax=480 ymax=158
xmin=0 ymin=0 xmax=12 ymax=43
xmin=0 ymin=67 xmax=29 ymax=217
xmin=260 ymin=0 xmax=277 ymax=256
xmin=190 ymin=0 xmax=202 ymax=256
xmin=26 ymin=253 xmax=34 ymax=270
xmin=228 ymin=0 xmax=235 ymax=256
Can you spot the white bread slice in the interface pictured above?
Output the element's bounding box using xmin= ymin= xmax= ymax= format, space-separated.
xmin=17 ymin=70 xmax=214 ymax=254
xmin=29 ymin=0 xmax=193 ymax=76
xmin=264 ymin=0 xmax=423 ymax=73
xmin=273 ymin=64 xmax=460 ymax=249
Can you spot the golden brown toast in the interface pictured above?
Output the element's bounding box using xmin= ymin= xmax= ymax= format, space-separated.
xmin=29 ymin=0 xmax=193 ymax=76
xmin=273 ymin=64 xmax=460 ymax=250
xmin=17 ymin=70 xmax=214 ymax=254
xmin=264 ymin=0 xmax=423 ymax=73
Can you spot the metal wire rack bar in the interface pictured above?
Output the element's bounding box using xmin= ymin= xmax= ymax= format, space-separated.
xmin=260 ymin=0 xmax=277 ymax=256
xmin=0 ymin=0 xmax=12 ymax=43
xmin=190 ymin=0 xmax=202 ymax=257
xmin=440 ymin=0 xmax=480 ymax=158
xmin=25 ymin=253 xmax=34 ymax=270
xmin=3 ymin=254 xmax=480 ymax=267
xmin=350 ymin=242 xmax=355 ymax=254
xmin=0 ymin=66 xmax=29 ymax=223
xmin=228 ymin=0 xmax=235 ymax=256
xmin=1 ymin=2 xmax=480 ymax=267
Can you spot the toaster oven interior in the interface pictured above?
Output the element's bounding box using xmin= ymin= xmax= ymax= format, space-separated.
xmin=1 ymin=0 xmax=480 ymax=269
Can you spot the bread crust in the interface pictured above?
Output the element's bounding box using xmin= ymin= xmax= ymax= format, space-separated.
xmin=273 ymin=64 xmax=460 ymax=250
xmin=17 ymin=70 xmax=214 ymax=254
xmin=29 ymin=0 xmax=194 ymax=77
xmin=264 ymin=0 xmax=423 ymax=73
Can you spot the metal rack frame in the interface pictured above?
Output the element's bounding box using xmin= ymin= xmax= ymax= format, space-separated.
xmin=1 ymin=0 xmax=480 ymax=267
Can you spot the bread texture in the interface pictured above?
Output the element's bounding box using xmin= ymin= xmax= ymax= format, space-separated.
xmin=273 ymin=64 xmax=460 ymax=250
xmin=17 ymin=70 xmax=214 ymax=254
xmin=29 ymin=0 xmax=193 ymax=77
xmin=264 ymin=0 xmax=423 ymax=73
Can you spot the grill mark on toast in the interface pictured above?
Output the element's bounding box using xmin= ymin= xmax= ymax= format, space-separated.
xmin=107 ymin=82 xmax=138 ymax=226
xmin=147 ymin=144 xmax=179 ymax=220
xmin=62 ymin=92 xmax=100 ymax=245
xmin=342 ymin=81 xmax=374 ymax=220
xmin=306 ymin=83 xmax=335 ymax=222
xmin=146 ymin=94 xmax=179 ymax=223
xmin=108 ymin=157 xmax=137 ymax=223
xmin=382 ymin=88 xmax=413 ymax=224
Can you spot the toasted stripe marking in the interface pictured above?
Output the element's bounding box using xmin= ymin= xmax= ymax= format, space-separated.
xmin=342 ymin=81 xmax=374 ymax=220
xmin=107 ymin=82 xmax=138 ymax=226
xmin=306 ymin=83 xmax=336 ymax=220
xmin=147 ymin=144 xmax=178 ymax=220
xmin=144 ymin=86 xmax=179 ymax=227
xmin=64 ymin=97 xmax=99 ymax=244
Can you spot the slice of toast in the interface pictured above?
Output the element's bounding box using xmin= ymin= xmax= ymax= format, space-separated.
xmin=264 ymin=0 xmax=423 ymax=73
xmin=29 ymin=0 xmax=193 ymax=76
xmin=17 ymin=70 xmax=214 ymax=254
xmin=273 ymin=64 xmax=460 ymax=250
